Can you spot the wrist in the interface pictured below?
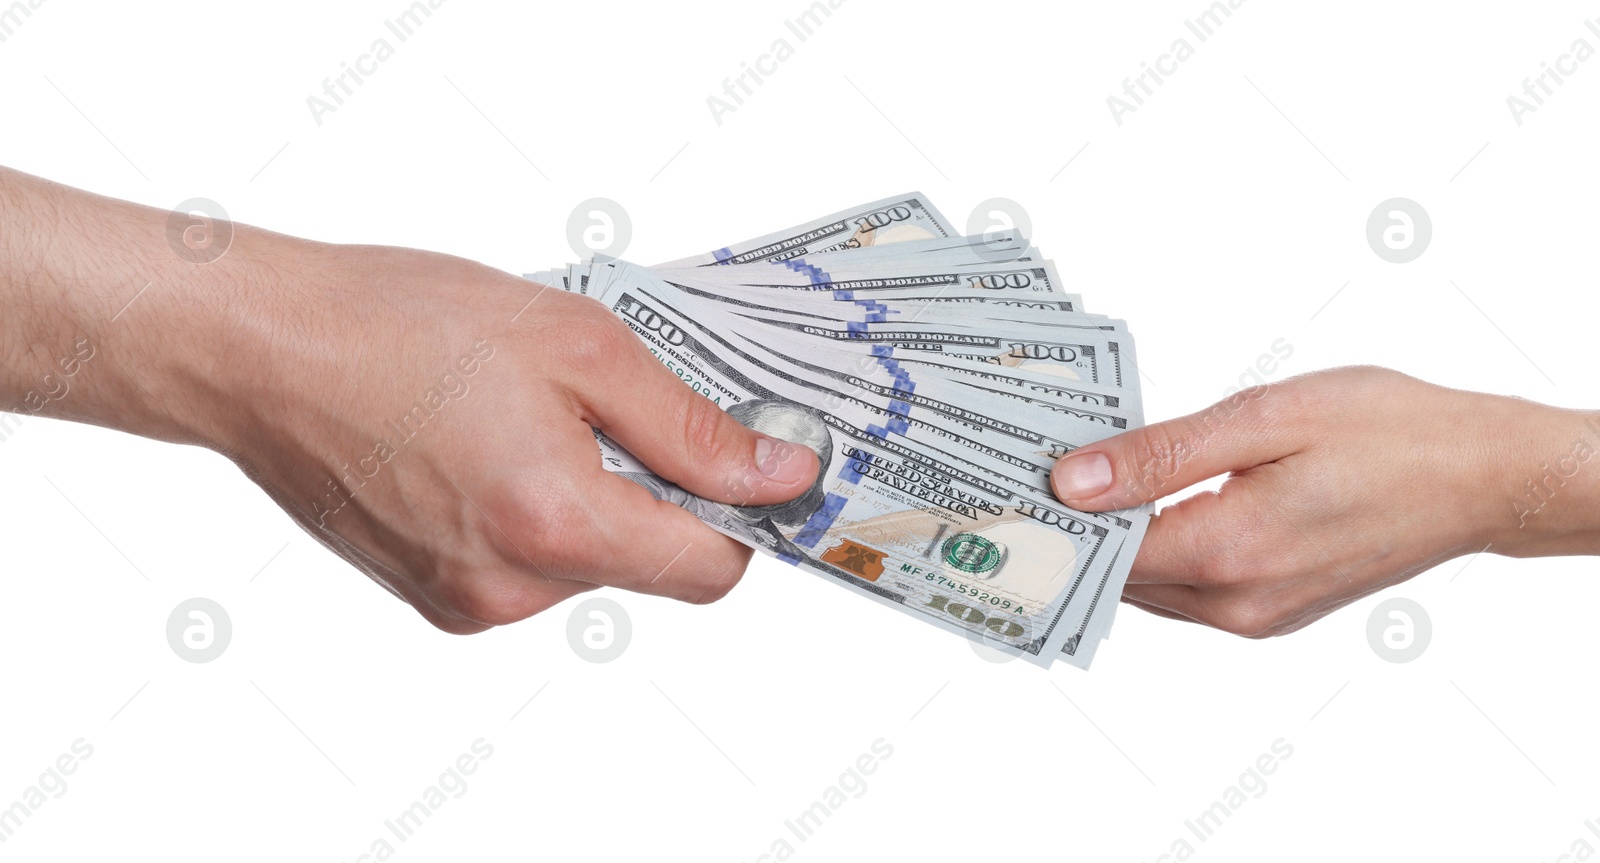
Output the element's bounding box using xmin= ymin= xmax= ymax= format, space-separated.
xmin=1492 ymin=403 xmax=1600 ymax=557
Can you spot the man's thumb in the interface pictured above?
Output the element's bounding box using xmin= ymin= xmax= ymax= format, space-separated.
xmin=578 ymin=331 xmax=820 ymax=507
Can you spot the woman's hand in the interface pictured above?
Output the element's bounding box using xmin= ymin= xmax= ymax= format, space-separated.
xmin=1050 ymin=366 xmax=1600 ymax=637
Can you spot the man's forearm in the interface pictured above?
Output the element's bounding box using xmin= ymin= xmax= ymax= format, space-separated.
xmin=1 ymin=168 xmax=291 ymax=447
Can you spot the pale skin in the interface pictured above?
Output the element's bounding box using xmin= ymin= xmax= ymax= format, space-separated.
xmin=7 ymin=169 xmax=1598 ymax=640
xmin=1051 ymin=367 xmax=1600 ymax=637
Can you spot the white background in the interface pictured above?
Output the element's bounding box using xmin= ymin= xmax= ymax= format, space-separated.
xmin=3 ymin=0 xmax=1599 ymax=859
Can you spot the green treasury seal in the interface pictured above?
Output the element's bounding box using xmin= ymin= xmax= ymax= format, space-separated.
xmin=941 ymin=532 xmax=1001 ymax=574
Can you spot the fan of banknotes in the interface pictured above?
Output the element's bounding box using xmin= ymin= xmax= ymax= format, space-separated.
xmin=528 ymin=194 xmax=1150 ymax=669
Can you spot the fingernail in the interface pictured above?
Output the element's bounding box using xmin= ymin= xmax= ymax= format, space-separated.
xmin=755 ymin=435 xmax=814 ymax=484
xmin=1053 ymin=452 xmax=1112 ymax=500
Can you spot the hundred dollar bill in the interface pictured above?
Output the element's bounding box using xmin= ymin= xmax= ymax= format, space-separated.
xmin=557 ymin=260 xmax=1141 ymax=421
xmin=870 ymin=351 xmax=1141 ymax=415
xmin=588 ymin=262 xmax=1142 ymax=481
xmin=718 ymin=327 xmax=1134 ymax=481
xmin=587 ymin=273 xmax=1150 ymax=515
xmin=630 ymin=278 xmax=1139 ymax=418
xmin=1058 ymin=517 xmax=1148 ymax=667
xmin=593 ymin=423 xmax=1110 ymax=667
xmin=790 ymin=230 xmax=1036 ymax=267
xmin=657 ymin=193 xmax=956 ymax=267
xmin=641 ymin=275 xmax=1120 ymax=358
xmin=631 ymin=263 xmax=1154 ymax=664
xmin=661 ymin=255 xmax=1072 ymax=295
xmin=588 ymin=269 xmax=1139 ymax=664
xmin=652 ymin=234 xmax=1042 ymax=284
xmin=534 ymin=195 xmax=1151 ymax=668
xmin=591 ymin=261 xmax=1147 ymax=483
xmin=730 ymin=333 xmax=1148 ymax=461
xmin=707 ymin=307 xmax=1136 ymax=388
xmin=655 ymin=259 xmax=1087 ymax=315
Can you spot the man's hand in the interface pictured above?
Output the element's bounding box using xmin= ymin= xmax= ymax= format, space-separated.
xmin=213 ymin=247 xmax=822 ymax=634
xmin=1 ymin=168 xmax=818 ymax=633
xmin=1050 ymin=366 xmax=1600 ymax=638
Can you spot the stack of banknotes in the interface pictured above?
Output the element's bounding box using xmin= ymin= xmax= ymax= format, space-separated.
xmin=527 ymin=194 xmax=1150 ymax=669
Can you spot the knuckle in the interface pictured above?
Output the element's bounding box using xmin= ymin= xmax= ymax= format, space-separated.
xmin=492 ymin=485 xmax=599 ymax=577
xmin=1121 ymin=424 xmax=1190 ymax=497
xmin=1249 ymin=384 xmax=1302 ymax=429
xmin=1211 ymin=598 xmax=1282 ymax=639
xmin=1344 ymin=364 xmax=1402 ymax=387
xmin=435 ymin=569 xmax=554 ymax=627
xmin=681 ymin=561 xmax=744 ymax=605
xmin=423 ymin=612 xmax=492 ymax=636
xmin=1208 ymin=379 xmax=1283 ymax=438
xmin=432 ymin=576 xmax=507 ymax=626
xmin=557 ymin=308 xmax=637 ymax=372
xmin=400 ymin=587 xmax=494 ymax=635
xmin=350 ymin=559 xmax=492 ymax=634
xmin=649 ymin=544 xmax=748 ymax=605
xmin=491 ymin=583 xmax=574 ymax=622
xmin=530 ymin=516 xmax=598 ymax=576
xmin=1241 ymin=366 xmax=1380 ymax=430
xmin=679 ymin=394 xmax=734 ymax=467
xmin=1230 ymin=383 xmax=1275 ymax=411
